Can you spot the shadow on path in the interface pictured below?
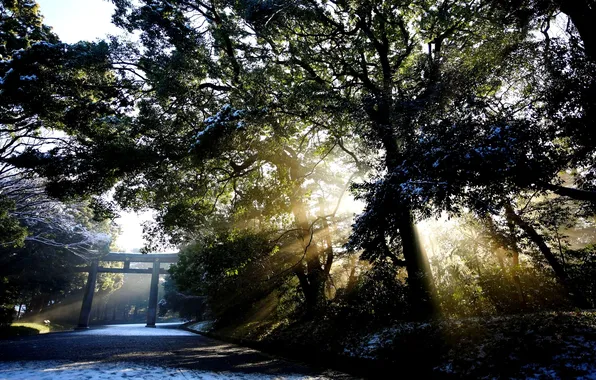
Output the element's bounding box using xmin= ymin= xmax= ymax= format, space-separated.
xmin=0 ymin=323 xmax=354 ymax=379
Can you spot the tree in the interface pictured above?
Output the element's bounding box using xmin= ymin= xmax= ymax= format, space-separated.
xmin=0 ymin=193 xmax=120 ymax=325
xmin=1 ymin=0 xmax=137 ymax=205
xmin=170 ymin=230 xmax=285 ymax=322
xmin=0 ymin=176 xmax=112 ymax=256
xmin=1 ymin=0 xmax=131 ymax=245
xmin=228 ymin=0 xmax=542 ymax=318
xmin=0 ymin=1 xmax=128 ymax=324
xmin=159 ymin=276 xmax=205 ymax=321
xmin=12 ymin=0 xmax=365 ymax=315
xmin=491 ymin=0 xmax=596 ymax=63
xmin=1 ymin=0 xmax=56 ymax=248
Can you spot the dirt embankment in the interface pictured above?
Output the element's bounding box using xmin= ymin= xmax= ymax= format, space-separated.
xmin=187 ymin=311 xmax=596 ymax=379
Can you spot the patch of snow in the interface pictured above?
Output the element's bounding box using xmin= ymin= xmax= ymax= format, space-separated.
xmin=99 ymin=116 xmax=121 ymax=124
xmin=522 ymin=365 xmax=560 ymax=380
xmin=31 ymin=41 xmax=56 ymax=48
xmin=1 ymin=68 xmax=14 ymax=84
xmin=20 ymin=74 xmax=38 ymax=81
xmin=11 ymin=49 xmax=25 ymax=59
xmin=0 ymin=361 xmax=327 ymax=379
xmin=188 ymin=321 xmax=215 ymax=333
xmin=366 ymin=333 xmax=381 ymax=349
xmin=434 ymin=363 xmax=454 ymax=374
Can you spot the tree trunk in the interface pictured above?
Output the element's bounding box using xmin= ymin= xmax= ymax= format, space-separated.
xmin=485 ymin=212 xmax=526 ymax=307
xmin=367 ymin=108 xmax=436 ymax=318
xmin=284 ymin=157 xmax=328 ymax=316
xmin=290 ymin=198 xmax=326 ymax=315
xmin=319 ymin=197 xmax=335 ymax=300
xmin=510 ymin=249 xmax=526 ymax=308
xmin=29 ymin=293 xmax=45 ymax=314
xmin=346 ymin=256 xmax=359 ymax=293
xmin=506 ymin=213 xmax=527 ymax=309
xmin=538 ymin=182 xmax=596 ymax=203
xmin=504 ymin=204 xmax=589 ymax=308
xmin=557 ymin=0 xmax=596 ymax=62
xmin=494 ymin=248 xmax=506 ymax=270
xmin=319 ymin=198 xmax=335 ymax=277
xmin=397 ymin=210 xmax=436 ymax=319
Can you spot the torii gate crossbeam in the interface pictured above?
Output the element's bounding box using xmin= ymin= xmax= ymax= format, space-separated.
xmin=75 ymin=253 xmax=178 ymax=329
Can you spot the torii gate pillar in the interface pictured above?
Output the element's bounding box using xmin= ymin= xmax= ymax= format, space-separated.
xmin=145 ymin=260 xmax=160 ymax=328
xmin=76 ymin=259 xmax=98 ymax=329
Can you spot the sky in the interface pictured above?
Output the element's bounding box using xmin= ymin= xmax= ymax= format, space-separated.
xmin=36 ymin=0 xmax=121 ymax=43
xmin=36 ymin=0 xmax=149 ymax=252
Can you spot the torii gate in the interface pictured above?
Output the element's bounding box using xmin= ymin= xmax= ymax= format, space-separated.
xmin=75 ymin=252 xmax=178 ymax=329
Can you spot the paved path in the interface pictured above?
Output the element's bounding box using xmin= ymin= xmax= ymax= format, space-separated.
xmin=0 ymin=323 xmax=354 ymax=379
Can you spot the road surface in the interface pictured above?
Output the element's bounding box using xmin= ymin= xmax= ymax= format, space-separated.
xmin=0 ymin=323 xmax=354 ymax=379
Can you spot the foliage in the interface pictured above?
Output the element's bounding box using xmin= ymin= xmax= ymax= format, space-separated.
xmin=330 ymin=261 xmax=411 ymax=323
xmin=170 ymin=230 xmax=297 ymax=322
xmin=3 ymin=0 xmax=596 ymax=340
xmin=0 ymin=0 xmax=126 ymax=326
xmin=565 ymin=245 xmax=596 ymax=307
xmin=0 ymin=196 xmax=121 ymax=326
xmin=9 ymin=322 xmax=49 ymax=334
xmin=0 ymin=325 xmax=39 ymax=338
xmin=158 ymin=276 xmax=205 ymax=320
xmin=0 ymin=197 xmax=27 ymax=247
xmin=11 ymin=0 xmax=364 ymax=314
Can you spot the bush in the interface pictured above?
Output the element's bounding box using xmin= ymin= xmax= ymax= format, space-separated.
xmin=170 ymin=230 xmax=293 ymax=324
xmin=330 ymin=261 xmax=410 ymax=323
xmin=0 ymin=306 xmax=15 ymax=327
xmin=0 ymin=325 xmax=40 ymax=339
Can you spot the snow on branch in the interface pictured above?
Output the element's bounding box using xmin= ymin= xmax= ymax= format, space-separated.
xmin=0 ymin=175 xmax=112 ymax=260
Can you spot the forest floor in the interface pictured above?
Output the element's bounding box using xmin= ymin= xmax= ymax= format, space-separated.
xmin=190 ymin=310 xmax=596 ymax=379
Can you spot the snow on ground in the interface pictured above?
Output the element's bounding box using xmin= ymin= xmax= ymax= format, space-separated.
xmin=0 ymin=361 xmax=328 ymax=379
xmin=77 ymin=323 xmax=195 ymax=336
xmin=188 ymin=321 xmax=215 ymax=333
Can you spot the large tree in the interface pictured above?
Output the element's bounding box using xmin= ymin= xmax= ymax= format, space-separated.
xmin=11 ymin=0 xmax=365 ymax=314
xmin=225 ymin=0 xmax=542 ymax=318
xmin=0 ymin=0 xmax=129 ymax=325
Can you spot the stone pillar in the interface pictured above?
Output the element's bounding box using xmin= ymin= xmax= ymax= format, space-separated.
xmin=76 ymin=260 xmax=99 ymax=329
xmin=146 ymin=260 xmax=160 ymax=327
